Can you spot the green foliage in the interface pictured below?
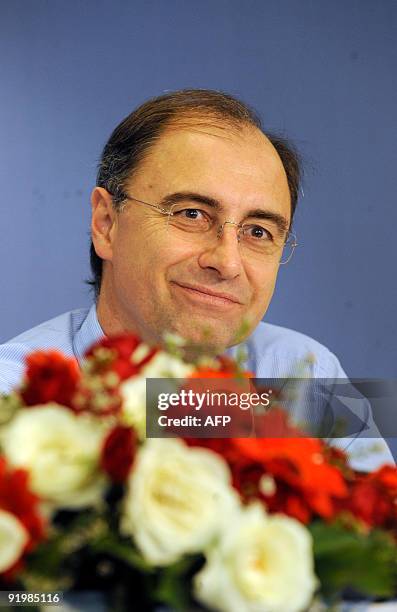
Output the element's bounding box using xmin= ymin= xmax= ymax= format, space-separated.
xmin=90 ymin=530 xmax=153 ymax=573
xmin=153 ymin=555 xmax=204 ymax=611
xmin=310 ymin=520 xmax=397 ymax=600
xmin=20 ymin=511 xmax=105 ymax=591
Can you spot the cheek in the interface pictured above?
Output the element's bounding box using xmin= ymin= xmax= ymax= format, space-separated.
xmin=248 ymin=267 xmax=279 ymax=311
xmin=158 ymin=241 xmax=206 ymax=279
xmin=113 ymin=223 xmax=160 ymax=271
xmin=112 ymin=225 xmax=196 ymax=289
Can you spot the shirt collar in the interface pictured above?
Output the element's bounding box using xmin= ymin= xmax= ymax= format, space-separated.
xmin=73 ymin=304 xmax=105 ymax=365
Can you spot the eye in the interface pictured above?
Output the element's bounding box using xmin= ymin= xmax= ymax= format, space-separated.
xmin=170 ymin=206 xmax=212 ymax=232
xmin=183 ymin=208 xmax=201 ymax=219
xmin=244 ymin=224 xmax=274 ymax=241
xmin=173 ymin=207 xmax=206 ymax=220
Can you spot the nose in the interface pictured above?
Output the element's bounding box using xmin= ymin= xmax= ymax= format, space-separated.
xmin=197 ymin=222 xmax=243 ymax=280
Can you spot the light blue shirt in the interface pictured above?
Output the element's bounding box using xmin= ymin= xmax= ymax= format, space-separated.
xmin=0 ymin=305 xmax=394 ymax=469
xmin=0 ymin=304 xmax=345 ymax=390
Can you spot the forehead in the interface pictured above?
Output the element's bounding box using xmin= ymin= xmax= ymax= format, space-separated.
xmin=128 ymin=123 xmax=291 ymax=220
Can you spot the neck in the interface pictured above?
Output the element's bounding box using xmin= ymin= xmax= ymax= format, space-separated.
xmin=95 ymin=270 xmax=133 ymax=337
xmin=96 ymin=274 xmax=160 ymax=346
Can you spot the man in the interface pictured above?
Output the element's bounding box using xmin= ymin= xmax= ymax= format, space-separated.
xmin=0 ymin=89 xmax=393 ymax=468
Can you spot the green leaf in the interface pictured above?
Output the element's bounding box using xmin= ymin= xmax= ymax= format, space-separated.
xmin=90 ymin=531 xmax=153 ymax=573
xmin=153 ymin=556 xmax=203 ymax=611
xmin=310 ymin=521 xmax=397 ymax=599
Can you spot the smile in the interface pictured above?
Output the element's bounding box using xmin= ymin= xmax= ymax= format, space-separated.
xmin=171 ymin=282 xmax=243 ymax=309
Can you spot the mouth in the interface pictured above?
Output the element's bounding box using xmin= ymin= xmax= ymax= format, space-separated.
xmin=170 ymin=282 xmax=243 ymax=308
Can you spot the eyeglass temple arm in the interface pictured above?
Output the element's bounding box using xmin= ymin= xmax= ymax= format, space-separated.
xmin=115 ymin=192 xmax=171 ymax=216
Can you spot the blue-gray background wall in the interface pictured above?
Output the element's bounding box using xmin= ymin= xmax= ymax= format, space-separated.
xmin=1 ymin=0 xmax=396 ymax=381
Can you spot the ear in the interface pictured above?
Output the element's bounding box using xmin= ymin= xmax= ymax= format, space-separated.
xmin=91 ymin=187 xmax=117 ymax=261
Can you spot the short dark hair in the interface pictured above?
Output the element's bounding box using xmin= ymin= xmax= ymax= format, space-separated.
xmin=89 ymin=89 xmax=301 ymax=297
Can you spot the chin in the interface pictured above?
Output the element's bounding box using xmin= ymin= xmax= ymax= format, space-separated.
xmin=157 ymin=311 xmax=246 ymax=352
xmin=172 ymin=324 xmax=234 ymax=354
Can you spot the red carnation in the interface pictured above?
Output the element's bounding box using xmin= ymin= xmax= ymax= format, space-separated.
xmin=233 ymin=437 xmax=348 ymax=522
xmin=341 ymin=465 xmax=397 ymax=531
xmin=100 ymin=425 xmax=137 ymax=483
xmin=185 ymin=438 xmax=240 ymax=464
xmin=20 ymin=350 xmax=80 ymax=409
xmin=253 ymin=406 xmax=306 ymax=438
xmin=74 ymin=335 xmax=158 ymax=416
xmin=0 ymin=456 xmax=46 ymax=577
xmin=186 ymin=436 xmax=348 ymax=524
xmin=85 ymin=334 xmax=158 ymax=381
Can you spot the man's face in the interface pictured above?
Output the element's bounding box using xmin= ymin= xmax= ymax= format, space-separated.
xmin=94 ymin=123 xmax=291 ymax=350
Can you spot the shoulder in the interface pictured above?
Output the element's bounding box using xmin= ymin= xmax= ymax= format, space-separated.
xmin=5 ymin=309 xmax=90 ymax=351
xmin=0 ymin=309 xmax=89 ymax=394
xmin=236 ymin=322 xmax=396 ymax=469
xmin=245 ymin=321 xmax=345 ymax=378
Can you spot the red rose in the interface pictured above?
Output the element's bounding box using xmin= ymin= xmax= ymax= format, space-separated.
xmin=20 ymin=350 xmax=80 ymax=409
xmin=100 ymin=425 xmax=137 ymax=483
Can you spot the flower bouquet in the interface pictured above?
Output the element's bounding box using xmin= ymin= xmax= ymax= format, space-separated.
xmin=0 ymin=334 xmax=396 ymax=611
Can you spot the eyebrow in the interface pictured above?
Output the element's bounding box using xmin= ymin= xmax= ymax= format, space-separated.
xmin=159 ymin=191 xmax=290 ymax=235
xmin=160 ymin=191 xmax=222 ymax=211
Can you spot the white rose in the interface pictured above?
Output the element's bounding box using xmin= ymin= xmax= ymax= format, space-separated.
xmin=194 ymin=503 xmax=317 ymax=612
xmin=1 ymin=405 xmax=107 ymax=509
xmin=120 ymin=352 xmax=194 ymax=439
xmin=121 ymin=438 xmax=237 ymax=565
xmin=0 ymin=509 xmax=28 ymax=573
